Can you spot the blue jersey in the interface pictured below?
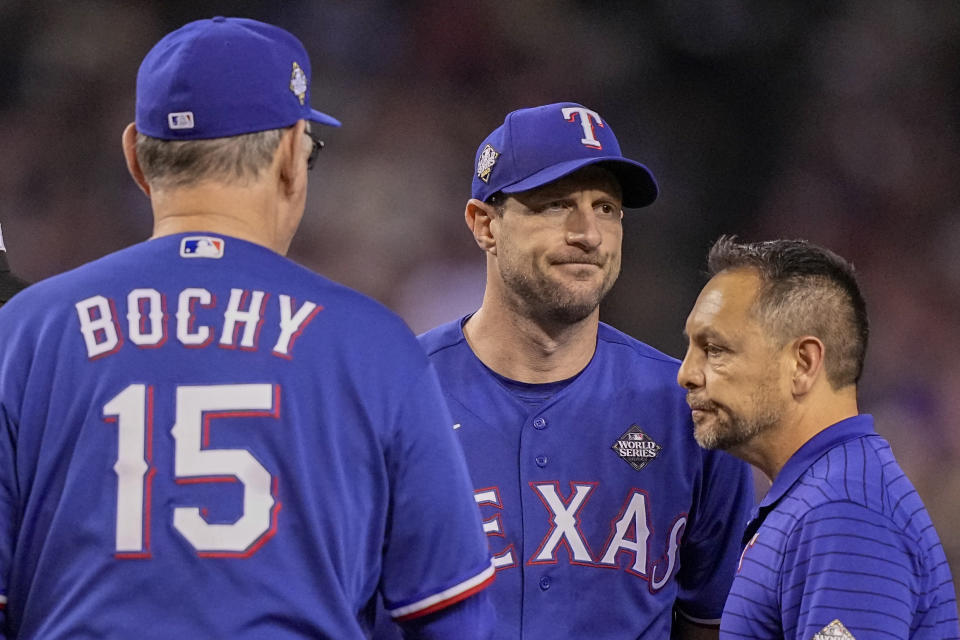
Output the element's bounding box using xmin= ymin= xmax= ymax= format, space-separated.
xmin=722 ymin=415 xmax=959 ymax=639
xmin=418 ymin=318 xmax=755 ymax=639
xmin=0 ymin=234 xmax=493 ymax=639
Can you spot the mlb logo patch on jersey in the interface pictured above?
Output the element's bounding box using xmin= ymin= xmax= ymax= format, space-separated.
xmin=611 ymin=425 xmax=662 ymax=471
xmin=180 ymin=236 xmax=225 ymax=259
xmin=813 ymin=620 xmax=855 ymax=639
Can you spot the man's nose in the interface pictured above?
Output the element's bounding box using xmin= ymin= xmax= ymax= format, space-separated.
xmin=565 ymin=204 xmax=602 ymax=251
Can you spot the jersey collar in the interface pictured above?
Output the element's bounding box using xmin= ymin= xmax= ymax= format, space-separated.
xmin=742 ymin=414 xmax=876 ymax=545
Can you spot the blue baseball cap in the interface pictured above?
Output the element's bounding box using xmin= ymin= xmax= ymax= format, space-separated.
xmin=135 ymin=16 xmax=340 ymax=140
xmin=472 ymin=102 xmax=658 ymax=208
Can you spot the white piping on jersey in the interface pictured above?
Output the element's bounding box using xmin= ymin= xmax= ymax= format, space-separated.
xmin=389 ymin=561 xmax=495 ymax=619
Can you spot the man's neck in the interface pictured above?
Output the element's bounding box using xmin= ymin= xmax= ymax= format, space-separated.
xmin=149 ymin=182 xmax=288 ymax=254
xmin=463 ymin=300 xmax=600 ymax=384
xmin=735 ymin=389 xmax=860 ymax=482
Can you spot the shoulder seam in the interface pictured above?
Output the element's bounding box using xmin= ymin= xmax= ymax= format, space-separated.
xmin=597 ymin=331 xmax=680 ymax=366
xmin=421 ymin=339 xmax=465 ymax=359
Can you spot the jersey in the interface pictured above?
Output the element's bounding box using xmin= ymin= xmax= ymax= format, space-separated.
xmin=0 ymin=233 xmax=494 ymax=639
xmin=721 ymin=415 xmax=960 ymax=639
xmin=417 ymin=317 xmax=756 ymax=639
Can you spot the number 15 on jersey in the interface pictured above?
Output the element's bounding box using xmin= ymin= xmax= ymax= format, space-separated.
xmin=103 ymin=383 xmax=282 ymax=558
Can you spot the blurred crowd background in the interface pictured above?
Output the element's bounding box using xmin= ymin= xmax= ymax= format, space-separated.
xmin=1 ymin=1 xmax=958 ymax=593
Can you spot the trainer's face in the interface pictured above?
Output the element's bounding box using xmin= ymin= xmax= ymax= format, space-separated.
xmin=677 ymin=269 xmax=790 ymax=452
xmin=492 ymin=166 xmax=623 ymax=325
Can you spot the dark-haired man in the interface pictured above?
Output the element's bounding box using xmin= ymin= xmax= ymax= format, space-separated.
xmin=678 ymin=236 xmax=959 ymax=639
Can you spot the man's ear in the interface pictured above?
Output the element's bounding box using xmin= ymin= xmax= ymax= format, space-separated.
xmin=278 ymin=119 xmax=308 ymax=195
xmin=122 ymin=123 xmax=151 ymax=197
xmin=791 ymin=336 xmax=826 ymax=396
xmin=465 ymin=198 xmax=498 ymax=255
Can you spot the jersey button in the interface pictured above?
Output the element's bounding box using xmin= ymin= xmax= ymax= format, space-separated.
xmin=535 ymin=455 xmax=548 ymax=467
xmin=539 ymin=576 xmax=551 ymax=590
xmin=533 ymin=417 xmax=547 ymax=429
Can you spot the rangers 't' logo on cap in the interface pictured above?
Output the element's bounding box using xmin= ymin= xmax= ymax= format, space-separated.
xmin=476 ymin=144 xmax=499 ymax=184
xmin=611 ymin=425 xmax=661 ymax=471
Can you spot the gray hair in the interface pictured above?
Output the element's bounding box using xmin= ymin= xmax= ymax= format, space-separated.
xmin=135 ymin=128 xmax=285 ymax=189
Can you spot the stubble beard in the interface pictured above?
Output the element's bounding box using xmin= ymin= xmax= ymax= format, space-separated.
xmin=500 ymin=257 xmax=620 ymax=326
xmin=691 ymin=379 xmax=784 ymax=451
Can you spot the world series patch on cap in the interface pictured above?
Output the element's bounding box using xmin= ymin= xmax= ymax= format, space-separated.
xmin=135 ymin=16 xmax=341 ymax=140
xmin=471 ymin=102 xmax=659 ymax=208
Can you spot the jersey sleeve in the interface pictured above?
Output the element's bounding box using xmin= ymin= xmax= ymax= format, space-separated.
xmin=781 ymin=500 xmax=921 ymax=640
xmin=675 ymin=448 xmax=754 ymax=623
xmin=378 ymin=363 xmax=495 ymax=629
xmin=396 ymin=590 xmax=494 ymax=640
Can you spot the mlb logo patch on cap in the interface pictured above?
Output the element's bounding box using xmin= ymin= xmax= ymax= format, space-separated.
xmin=180 ymin=236 xmax=225 ymax=258
xmin=168 ymin=112 xmax=195 ymax=130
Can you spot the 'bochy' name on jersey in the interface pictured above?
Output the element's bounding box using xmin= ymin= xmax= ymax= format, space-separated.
xmin=74 ymin=287 xmax=321 ymax=360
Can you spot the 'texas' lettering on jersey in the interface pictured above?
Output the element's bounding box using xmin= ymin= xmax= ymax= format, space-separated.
xmin=74 ymin=288 xmax=321 ymax=360
xmin=475 ymin=484 xmax=686 ymax=592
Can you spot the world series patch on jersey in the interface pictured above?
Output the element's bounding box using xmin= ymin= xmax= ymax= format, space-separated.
xmin=0 ymin=234 xmax=493 ymax=639
xmin=415 ymin=318 xmax=755 ymax=640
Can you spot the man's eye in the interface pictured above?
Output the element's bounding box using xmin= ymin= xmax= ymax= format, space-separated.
xmin=531 ymin=201 xmax=568 ymax=215
xmin=705 ymin=344 xmax=724 ymax=357
xmin=596 ymin=203 xmax=619 ymax=217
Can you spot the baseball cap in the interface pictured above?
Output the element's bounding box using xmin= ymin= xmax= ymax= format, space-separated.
xmin=135 ymin=16 xmax=340 ymax=140
xmin=472 ymin=102 xmax=658 ymax=208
